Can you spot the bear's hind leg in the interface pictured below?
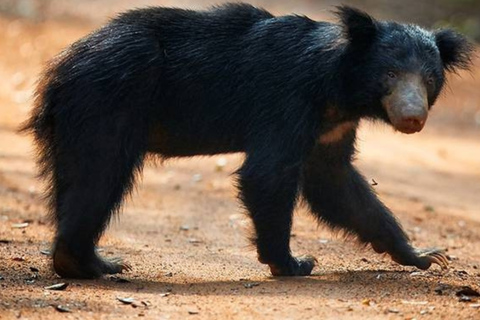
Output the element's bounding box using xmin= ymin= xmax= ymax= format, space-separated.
xmin=51 ymin=114 xmax=147 ymax=278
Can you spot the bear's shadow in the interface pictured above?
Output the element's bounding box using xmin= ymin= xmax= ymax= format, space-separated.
xmin=73 ymin=269 xmax=450 ymax=298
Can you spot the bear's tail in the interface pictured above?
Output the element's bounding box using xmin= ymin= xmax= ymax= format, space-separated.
xmin=19 ymin=63 xmax=60 ymax=215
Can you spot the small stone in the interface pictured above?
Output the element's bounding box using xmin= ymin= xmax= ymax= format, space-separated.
xmin=456 ymin=286 xmax=480 ymax=297
xmin=11 ymin=222 xmax=29 ymax=229
xmin=54 ymin=305 xmax=71 ymax=313
xmin=117 ymin=297 xmax=135 ymax=304
xmin=187 ymin=307 xmax=199 ymax=315
xmin=458 ymin=295 xmax=472 ymax=303
xmin=12 ymin=257 xmax=25 ymax=262
xmin=243 ymin=282 xmax=260 ymax=289
xmin=434 ymin=283 xmax=451 ymax=295
xmin=44 ymin=283 xmax=69 ymax=291
xmin=362 ymin=299 xmax=375 ymax=306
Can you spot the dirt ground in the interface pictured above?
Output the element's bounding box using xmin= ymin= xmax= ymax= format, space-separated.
xmin=0 ymin=11 xmax=480 ymax=320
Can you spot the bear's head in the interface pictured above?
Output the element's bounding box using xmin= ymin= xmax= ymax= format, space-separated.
xmin=337 ymin=6 xmax=474 ymax=134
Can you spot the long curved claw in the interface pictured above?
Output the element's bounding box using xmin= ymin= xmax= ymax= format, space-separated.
xmin=415 ymin=248 xmax=449 ymax=270
xmin=105 ymin=257 xmax=132 ymax=273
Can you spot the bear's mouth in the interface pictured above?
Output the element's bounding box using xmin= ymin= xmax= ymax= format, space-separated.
xmin=393 ymin=122 xmax=424 ymax=134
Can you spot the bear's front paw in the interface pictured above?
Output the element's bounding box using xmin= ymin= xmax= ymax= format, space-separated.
xmin=413 ymin=248 xmax=449 ymax=270
xmin=391 ymin=247 xmax=449 ymax=270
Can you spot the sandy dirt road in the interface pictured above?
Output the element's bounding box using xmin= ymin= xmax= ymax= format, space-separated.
xmin=0 ymin=14 xmax=479 ymax=320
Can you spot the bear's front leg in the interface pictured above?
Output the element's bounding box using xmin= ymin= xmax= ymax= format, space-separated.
xmin=237 ymin=149 xmax=316 ymax=276
xmin=302 ymin=143 xmax=448 ymax=270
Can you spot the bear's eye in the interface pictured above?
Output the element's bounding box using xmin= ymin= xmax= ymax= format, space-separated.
xmin=387 ymin=71 xmax=397 ymax=79
xmin=426 ymin=76 xmax=435 ymax=86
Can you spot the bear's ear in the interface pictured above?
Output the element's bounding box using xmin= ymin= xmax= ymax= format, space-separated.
xmin=336 ymin=6 xmax=377 ymax=47
xmin=434 ymin=29 xmax=474 ymax=72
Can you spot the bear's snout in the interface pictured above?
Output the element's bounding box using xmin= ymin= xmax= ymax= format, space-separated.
xmin=382 ymin=73 xmax=429 ymax=134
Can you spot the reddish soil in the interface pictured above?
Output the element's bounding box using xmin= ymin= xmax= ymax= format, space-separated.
xmin=0 ymin=12 xmax=479 ymax=320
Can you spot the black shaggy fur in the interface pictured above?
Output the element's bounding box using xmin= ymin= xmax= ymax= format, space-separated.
xmin=22 ymin=3 xmax=473 ymax=278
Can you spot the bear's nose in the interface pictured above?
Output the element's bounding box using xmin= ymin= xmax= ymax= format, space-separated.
xmin=398 ymin=113 xmax=427 ymax=133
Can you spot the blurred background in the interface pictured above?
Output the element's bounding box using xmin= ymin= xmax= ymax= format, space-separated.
xmin=1 ymin=0 xmax=480 ymax=39
xmin=0 ymin=2 xmax=479 ymax=318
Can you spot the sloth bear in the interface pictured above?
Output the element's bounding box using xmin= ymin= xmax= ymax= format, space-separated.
xmin=23 ymin=3 xmax=473 ymax=278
